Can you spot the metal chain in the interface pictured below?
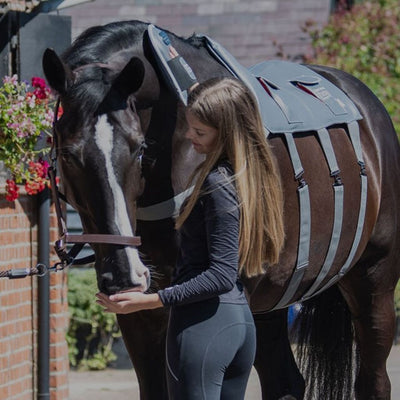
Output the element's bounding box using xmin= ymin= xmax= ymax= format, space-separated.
xmin=0 ymin=262 xmax=67 ymax=279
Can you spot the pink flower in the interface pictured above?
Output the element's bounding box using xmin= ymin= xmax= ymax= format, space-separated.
xmin=3 ymin=75 xmax=18 ymax=86
xmin=38 ymin=159 xmax=50 ymax=178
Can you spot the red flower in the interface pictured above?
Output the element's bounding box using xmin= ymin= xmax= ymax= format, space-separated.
xmin=34 ymin=89 xmax=47 ymax=100
xmin=31 ymin=77 xmax=49 ymax=100
xmin=25 ymin=179 xmax=45 ymax=195
xmin=28 ymin=159 xmax=49 ymax=179
xmin=5 ymin=179 xmax=19 ymax=201
xmin=31 ymin=77 xmax=46 ymax=89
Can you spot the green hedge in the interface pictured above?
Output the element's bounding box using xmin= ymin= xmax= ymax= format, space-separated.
xmin=303 ymin=0 xmax=400 ymax=135
xmin=67 ymin=269 xmax=120 ymax=370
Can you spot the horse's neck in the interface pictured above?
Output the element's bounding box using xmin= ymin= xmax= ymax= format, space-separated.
xmin=170 ymin=36 xmax=231 ymax=83
xmin=142 ymin=33 xmax=229 ymax=197
xmin=164 ymin=37 xmax=230 ymax=193
xmin=171 ymin=105 xmax=204 ymax=194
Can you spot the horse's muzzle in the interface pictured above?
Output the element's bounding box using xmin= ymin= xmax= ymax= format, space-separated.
xmin=99 ymin=268 xmax=150 ymax=295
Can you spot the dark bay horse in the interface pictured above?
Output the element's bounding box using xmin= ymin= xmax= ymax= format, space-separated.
xmin=42 ymin=20 xmax=400 ymax=400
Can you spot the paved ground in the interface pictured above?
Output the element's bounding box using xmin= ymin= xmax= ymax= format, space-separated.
xmin=69 ymin=345 xmax=400 ymax=399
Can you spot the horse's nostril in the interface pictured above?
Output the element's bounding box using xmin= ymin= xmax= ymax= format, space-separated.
xmin=100 ymin=267 xmax=149 ymax=292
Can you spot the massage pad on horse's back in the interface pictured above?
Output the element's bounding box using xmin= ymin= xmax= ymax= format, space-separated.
xmin=147 ymin=25 xmax=362 ymax=134
xmin=198 ymin=34 xmax=362 ymax=134
xmin=250 ymin=60 xmax=362 ymax=133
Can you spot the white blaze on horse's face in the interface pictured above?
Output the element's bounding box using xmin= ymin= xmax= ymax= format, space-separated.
xmin=94 ymin=114 xmax=149 ymax=291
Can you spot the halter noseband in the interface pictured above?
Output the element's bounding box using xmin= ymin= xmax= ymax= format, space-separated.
xmin=49 ymin=88 xmax=141 ymax=267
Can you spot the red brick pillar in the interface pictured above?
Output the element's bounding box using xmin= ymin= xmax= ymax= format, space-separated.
xmin=0 ymin=189 xmax=70 ymax=400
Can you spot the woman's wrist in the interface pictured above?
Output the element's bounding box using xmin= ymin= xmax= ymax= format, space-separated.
xmin=146 ymin=293 xmax=164 ymax=309
xmin=96 ymin=291 xmax=164 ymax=314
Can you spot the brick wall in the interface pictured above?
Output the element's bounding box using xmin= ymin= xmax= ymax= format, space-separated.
xmin=58 ymin=0 xmax=331 ymax=66
xmin=0 ymin=191 xmax=69 ymax=400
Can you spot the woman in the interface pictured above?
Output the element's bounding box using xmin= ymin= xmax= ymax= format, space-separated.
xmin=96 ymin=77 xmax=285 ymax=399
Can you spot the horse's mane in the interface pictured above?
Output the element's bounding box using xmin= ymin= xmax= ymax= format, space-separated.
xmin=61 ymin=20 xmax=148 ymax=67
xmin=62 ymin=20 xmax=202 ymax=67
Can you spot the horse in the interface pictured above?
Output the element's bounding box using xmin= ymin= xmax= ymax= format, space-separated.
xmin=42 ymin=20 xmax=400 ymax=400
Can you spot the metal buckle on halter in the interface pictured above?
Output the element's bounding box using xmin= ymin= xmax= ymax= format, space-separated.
xmin=48 ymin=262 xmax=69 ymax=273
xmin=54 ymin=236 xmax=73 ymax=266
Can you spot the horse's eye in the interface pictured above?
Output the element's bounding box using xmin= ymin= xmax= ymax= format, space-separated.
xmin=60 ymin=149 xmax=80 ymax=167
xmin=59 ymin=150 xmax=71 ymax=164
xmin=61 ymin=155 xmax=73 ymax=167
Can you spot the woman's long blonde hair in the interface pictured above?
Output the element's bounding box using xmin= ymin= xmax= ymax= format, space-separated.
xmin=176 ymin=78 xmax=285 ymax=278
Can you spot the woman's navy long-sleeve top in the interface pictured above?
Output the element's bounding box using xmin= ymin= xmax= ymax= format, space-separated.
xmin=158 ymin=161 xmax=247 ymax=306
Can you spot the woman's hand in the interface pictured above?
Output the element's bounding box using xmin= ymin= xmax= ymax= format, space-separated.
xmin=96 ymin=291 xmax=163 ymax=314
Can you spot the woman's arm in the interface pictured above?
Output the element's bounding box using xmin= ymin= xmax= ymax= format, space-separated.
xmin=158 ymin=170 xmax=240 ymax=306
xmin=96 ymin=291 xmax=163 ymax=314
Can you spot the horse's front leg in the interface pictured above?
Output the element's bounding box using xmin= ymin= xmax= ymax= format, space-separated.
xmin=117 ymin=308 xmax=169 ymax=400
xmin=253 ymin=309 xmax=305 ymax=400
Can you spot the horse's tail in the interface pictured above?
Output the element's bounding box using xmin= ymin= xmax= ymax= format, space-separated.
xmin=290 ymin=285 xmax=359 ymax=400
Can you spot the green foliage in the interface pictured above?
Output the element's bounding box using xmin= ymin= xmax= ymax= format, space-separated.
xmin=395 ymin=280 xmax=400 ymax=317
xmin=67 ymin=268 xmax=121 ymax=370
xmin=303 ymin=0 xmax=400 ymax=135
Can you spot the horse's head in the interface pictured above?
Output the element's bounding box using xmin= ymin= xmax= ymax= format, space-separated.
xmin=43 ymin=48 xmax=156 ymax=294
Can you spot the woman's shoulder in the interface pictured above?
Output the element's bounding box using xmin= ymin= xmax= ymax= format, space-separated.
xmin=204 ymin=160 xmax=234 ymax=189
xmin=201 ymin=161 xmax=238 ymax=209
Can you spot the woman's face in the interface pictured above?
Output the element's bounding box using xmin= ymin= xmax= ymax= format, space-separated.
xmin=185 ymin=111 xmax=219 ymax=154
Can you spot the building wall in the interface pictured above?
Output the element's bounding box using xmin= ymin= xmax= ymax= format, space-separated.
xmin=58 ymin=0 xmax=331 ymax=66
xmin=0 ymin=193 xmax=69 ymax=400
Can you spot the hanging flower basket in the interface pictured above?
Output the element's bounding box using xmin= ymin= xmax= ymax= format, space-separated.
xmin=0 ymin=75 xmax=55 ymax=201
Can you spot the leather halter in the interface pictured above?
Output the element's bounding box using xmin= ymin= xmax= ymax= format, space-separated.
xmin=49 ymin=91 xmax=142 ymax=267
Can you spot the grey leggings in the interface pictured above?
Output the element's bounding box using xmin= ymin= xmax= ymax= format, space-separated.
xmin=166 ymin=299 xmax=256 ymax=400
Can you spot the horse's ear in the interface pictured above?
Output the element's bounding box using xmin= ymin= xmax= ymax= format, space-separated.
xmin=112 ymin=56 xmax=145 ymax=97
xmin=42 ymin=48 xmax=72 ymax=95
